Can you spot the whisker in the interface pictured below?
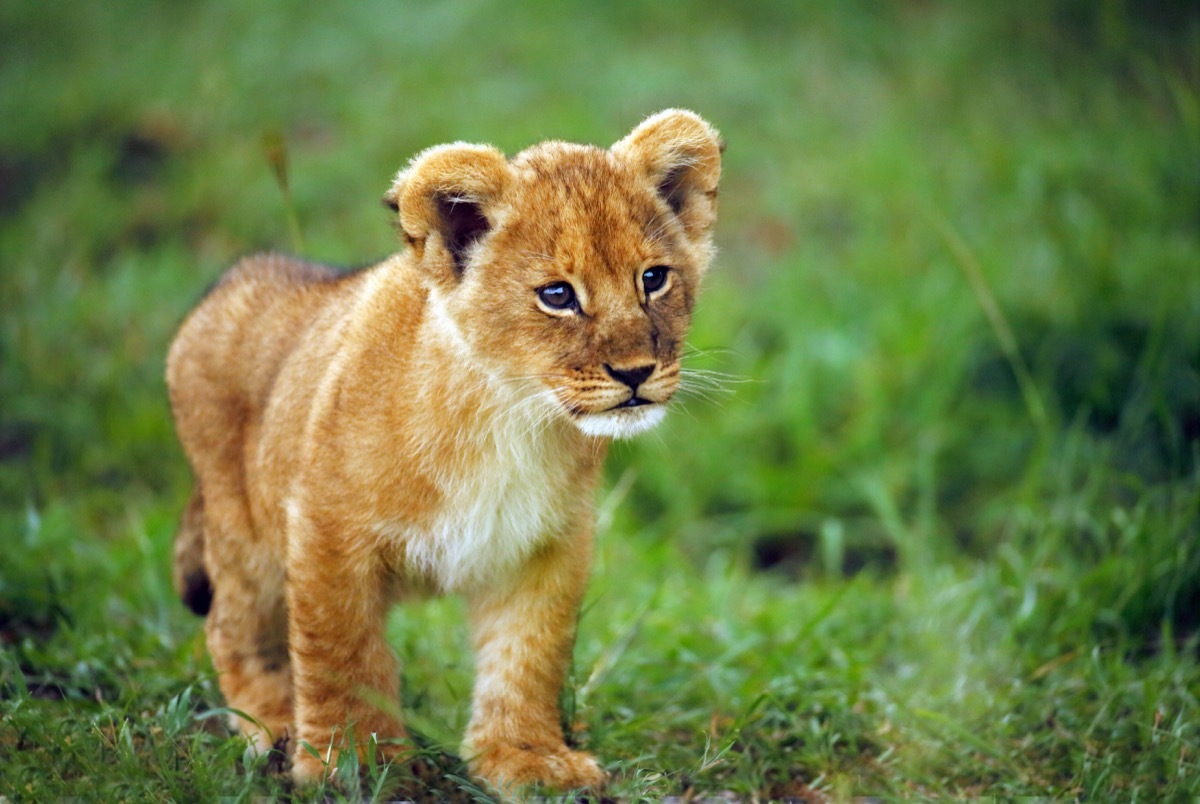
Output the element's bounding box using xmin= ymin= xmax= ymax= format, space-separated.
xmin=677 ymin=372 xmax=734 ymax=390
xmin=681 ymin=344 xmax=739 ymax=359
xmin=674 ymin=394 xmax=728 ymax=415
xmin=676 ymin=377 xmax=732 ymax=394
xmin=675 ymin=385 xmax=729 ymax=409
xmin=679 ymin=368 xmax=755 ymax=389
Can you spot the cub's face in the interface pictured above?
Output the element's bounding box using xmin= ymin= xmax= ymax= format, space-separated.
xmin=455 ymin=145 xmax=707 ymax=439
xmin=386 ymin=110 xmax=722 ymax=439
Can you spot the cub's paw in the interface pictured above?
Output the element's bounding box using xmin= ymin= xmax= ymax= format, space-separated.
xmin=290 ymin=739 xmax=414 ymax=787
xmin=469 ymin=742 xmax=606 ymax=793
xmin=290 ymin=748 xmax=333 ymax=786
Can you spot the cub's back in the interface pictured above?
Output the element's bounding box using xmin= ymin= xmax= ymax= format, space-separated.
xmin=166 ymin=254 xmax=366 ymax=461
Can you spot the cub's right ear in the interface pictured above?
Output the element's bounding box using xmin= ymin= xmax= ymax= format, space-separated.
xmin=383 ymin=143 xmax=510 ymax=279
xmin=611 ymin=109 xmax=723 ymax=243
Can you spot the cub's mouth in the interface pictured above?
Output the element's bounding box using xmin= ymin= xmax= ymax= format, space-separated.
xmin=613 ymin=396 xmax=653 ymax=409
xmin=548 ymin=361 xmax=680 ymax=439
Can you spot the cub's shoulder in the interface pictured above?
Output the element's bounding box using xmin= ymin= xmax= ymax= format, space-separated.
xmin=168 ymin=253 xmax=381 ymax=388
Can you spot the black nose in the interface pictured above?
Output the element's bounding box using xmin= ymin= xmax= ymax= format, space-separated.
xmin=605 ymin=363 xmax=655 ymax=390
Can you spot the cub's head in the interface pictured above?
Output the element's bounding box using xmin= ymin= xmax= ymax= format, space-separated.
xmin=384 ymin=109 xmax=722 ymax=439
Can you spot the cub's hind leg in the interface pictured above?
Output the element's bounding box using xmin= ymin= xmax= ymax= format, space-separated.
xmin=197 ymin=475 xmax=295 ymax=753
xmin=167 ymin=263 xmax=304 ymax=754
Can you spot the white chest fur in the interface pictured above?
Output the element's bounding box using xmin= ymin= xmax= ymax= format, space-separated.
xmin=382 ymin=387 xmax=578 ymax=593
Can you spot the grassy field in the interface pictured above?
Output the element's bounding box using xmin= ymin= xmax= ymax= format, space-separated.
xmin=2 ymin=1 xmax=1198 ymax=799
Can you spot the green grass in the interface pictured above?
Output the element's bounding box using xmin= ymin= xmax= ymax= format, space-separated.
xmin=2 ymin=1 xmax=1198 ymax=799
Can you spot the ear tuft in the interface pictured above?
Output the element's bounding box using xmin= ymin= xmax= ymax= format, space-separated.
xmin=612 ymin=109 xmax=722 ymax=238
xmin=384 ymin=142 xmax=510 ymax=275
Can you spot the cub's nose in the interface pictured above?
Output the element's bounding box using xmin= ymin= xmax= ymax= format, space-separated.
xmin=604 ymin=363 xmax=655 ymax=390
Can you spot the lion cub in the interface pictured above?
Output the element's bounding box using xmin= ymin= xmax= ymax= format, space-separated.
xmin=166 ymin=110 xmax=721 ymax=791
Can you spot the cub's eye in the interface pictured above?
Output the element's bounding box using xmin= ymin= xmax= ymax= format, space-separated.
xmin=537 ymin=281 xmax=577 ymax=311
xmin=642 ymin=266 xmax=670 ymax=294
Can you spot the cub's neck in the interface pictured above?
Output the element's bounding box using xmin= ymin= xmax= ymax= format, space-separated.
xmin=364 ymin=265 xmax=603 ymax=475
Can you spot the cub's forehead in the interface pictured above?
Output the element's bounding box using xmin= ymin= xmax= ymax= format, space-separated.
xmin=510 ymin=140 xmax=620 ymax=179
xmin=502 ymin=142 xmax=669 ymax=263
xmin=510 ymin=143 xmax=655 ymax=214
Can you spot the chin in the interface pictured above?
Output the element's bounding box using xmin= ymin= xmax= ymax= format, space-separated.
xmin=572 ymin=405 xmax=667 ymax=439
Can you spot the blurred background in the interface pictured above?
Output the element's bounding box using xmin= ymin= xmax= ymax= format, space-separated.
xmin=1 ymin=1 xmax=1197 ymax=798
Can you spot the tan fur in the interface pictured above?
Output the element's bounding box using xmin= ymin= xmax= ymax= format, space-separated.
xmin=166 ymin=110 xmax=721 ymax=793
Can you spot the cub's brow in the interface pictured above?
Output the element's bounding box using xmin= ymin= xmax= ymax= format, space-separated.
xmin=643 ymin=214 xmax=675 ymax=248
xmin=517 ymin=250 xmax=557 ymax=263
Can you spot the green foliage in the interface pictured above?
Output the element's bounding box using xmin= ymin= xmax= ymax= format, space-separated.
xmin=2 ymin=1 xmax=1198 ymax=799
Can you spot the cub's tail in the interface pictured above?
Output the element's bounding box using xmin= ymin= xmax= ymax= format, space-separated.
xmin=173 ymin=489 xmax=213 ymax=616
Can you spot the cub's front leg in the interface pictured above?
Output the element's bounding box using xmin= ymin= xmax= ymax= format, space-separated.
xmin=463 ymin=532 xmax=605 ymax=793
xmin=284 ymin=510 xmax=408 ymax=784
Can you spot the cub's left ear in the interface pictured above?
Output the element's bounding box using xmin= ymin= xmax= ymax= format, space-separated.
xmin=611 ymin=109 xmax=723 ymax=240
